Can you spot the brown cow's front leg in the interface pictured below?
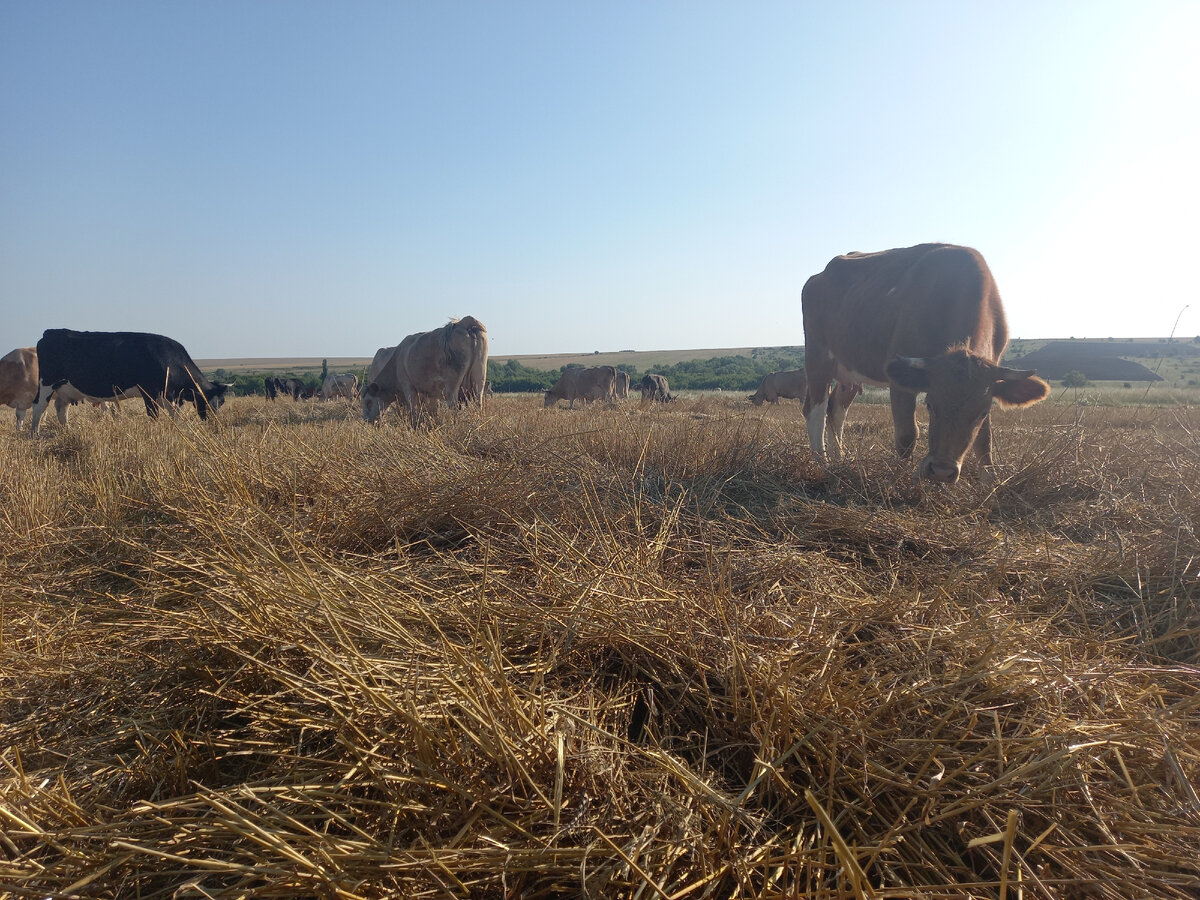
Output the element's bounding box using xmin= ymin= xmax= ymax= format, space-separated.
xmin=889 ymin=389 xmax=918 ymax=459
xmin=972 ymin=413 xmax=993 ymax=467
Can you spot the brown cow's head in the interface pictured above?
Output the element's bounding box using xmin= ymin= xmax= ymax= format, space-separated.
xmin=886 ymin=350 xmax=1050 ymax=483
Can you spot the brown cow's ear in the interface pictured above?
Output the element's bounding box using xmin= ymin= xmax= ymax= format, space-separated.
xmin=885 ymin=357 xmax=930 ymax=392
xmin=993 ymin=373 xmax=1050 ymax=407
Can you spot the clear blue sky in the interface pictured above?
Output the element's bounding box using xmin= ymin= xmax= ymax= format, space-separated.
xmin=2 ymin=2 xmax=1197 ymax=359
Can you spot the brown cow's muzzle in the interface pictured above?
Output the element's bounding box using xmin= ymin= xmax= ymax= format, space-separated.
xmin=919 ymin=456 xmax=961 ymax=483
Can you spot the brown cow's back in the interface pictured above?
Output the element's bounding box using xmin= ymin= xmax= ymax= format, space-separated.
xmin=803 ymin=244 xmax=1007 ymax=386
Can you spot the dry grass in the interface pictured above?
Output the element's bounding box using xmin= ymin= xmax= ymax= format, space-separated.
xmin=2 ymin=394 xmax=1198 ymax=898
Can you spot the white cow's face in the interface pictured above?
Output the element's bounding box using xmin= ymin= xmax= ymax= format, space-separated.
xmin=361 ymin=387 xmax=382 ymax=423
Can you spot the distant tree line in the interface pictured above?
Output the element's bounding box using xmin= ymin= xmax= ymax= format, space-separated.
xmin=486 ymin=348 xmax=807 ymax=393
xmin=208 ymin=348 xmax=810 ymax=397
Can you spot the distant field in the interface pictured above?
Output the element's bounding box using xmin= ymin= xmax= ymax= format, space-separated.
xmin=196 ymin=346 xmax=787 ymax=375
xmin=196 ymin=356 xmax=373 ymax=374
xmin=487 ymin=346 xmax=789 ymax=371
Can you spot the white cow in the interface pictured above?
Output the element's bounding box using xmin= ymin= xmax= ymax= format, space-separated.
xmin=320 ymin=372 xmax=359 ymax=400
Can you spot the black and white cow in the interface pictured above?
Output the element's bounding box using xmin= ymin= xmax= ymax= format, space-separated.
xmin=30 ymin=328 xmax=231 ymax=433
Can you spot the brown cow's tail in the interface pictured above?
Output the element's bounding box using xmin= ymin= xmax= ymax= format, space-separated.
xmin=443 ymin=316 xmax=488 ymax=372
xmin=458 ymin=316 xmax=486 ymax=349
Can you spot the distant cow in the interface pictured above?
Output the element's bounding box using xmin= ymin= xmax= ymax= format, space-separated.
xmin=29 ymin=329 xmax=231 ymax=433
xmin=362 ymin=316 xmax=488 ymax=425
xmin=639 ymin=373 xmax=673 ymax=402
xmin=614 ymin=370 xmax=630 ymax=399
xmin=749 ymin=369 xmax=808 ymax=406
xmin=278 ymin=377 xmax=308 ymax=400
xmin=801 ymin=243 xmax=1050 ymax=482
xmin=320 ymin=372 xmax=359 ymax=400
xmin=544 ymin=366 xmax=616 ymax=408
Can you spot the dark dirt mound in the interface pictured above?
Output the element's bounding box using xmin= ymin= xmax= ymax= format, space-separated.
xmin=1015 ymin=343 xmax=1165 ymax=381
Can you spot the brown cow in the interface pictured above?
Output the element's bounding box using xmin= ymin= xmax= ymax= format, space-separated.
xmin=544 ymin=366 xmax=616 ymax=408
xmin=749 ymin=368 xmax=807 ymax=405
xmin=1 ymin=347 xmax=40 ymax=426
xmin=801 ymin=243 xmax=1049 ymax=482
xmin=1 ymin=347 xmax=72 ymax=427
xmin=362 ymin=317 xmax=488 ymax=425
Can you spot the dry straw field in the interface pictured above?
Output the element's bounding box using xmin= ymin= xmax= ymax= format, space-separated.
xmin=2 ymin=392 xmax=1198 ymax=899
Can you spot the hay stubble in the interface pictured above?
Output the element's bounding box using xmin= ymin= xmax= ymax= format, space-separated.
xmin=1 ymin=396 xmax=1197 ymax=898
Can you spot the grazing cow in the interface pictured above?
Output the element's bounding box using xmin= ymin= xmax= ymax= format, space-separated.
xmin=320 ymin=372 xmax=359 ymax=400
xmin=639 ymin=373 xmax=673 ymax=402
xmin=264 ymin=376 xmax=278 ymax=400
xmin=801 ymin=243 xmax=1050 ymax=482
xmin=29 ymin=329 xmax=231 ymax=433
xmin=278 ymin=377 xmax=307 ymax=400
xmin=544 ymin=366 xmax=616 ymax=409
xmin=362 ymin=317 xmax=488 ymax=425
xmin=614 ymin=370 xmax=630 ymax=399
xmin=749 ymin=369 xmax=808 ymax=406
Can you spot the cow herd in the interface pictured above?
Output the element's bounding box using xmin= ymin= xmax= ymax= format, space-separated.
xmin=3 ymin=244 xmax=1051 ymax=482
xmin=264 ymin=377 xmax=318 ymax=401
